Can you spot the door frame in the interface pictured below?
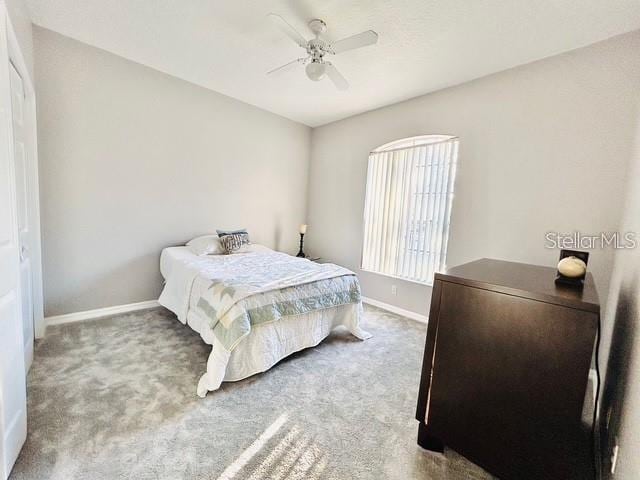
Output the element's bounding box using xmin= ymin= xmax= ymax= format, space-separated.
xmin=2 ymin=5 xmax=44 ymax=340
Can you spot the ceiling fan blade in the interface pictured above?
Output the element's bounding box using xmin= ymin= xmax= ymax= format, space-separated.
xmin=330 ymin=30 xmax=378 ymax=54
xmin=325 ymin=62 xmax=349 ymax=91
xmin=267 ymin=57 xmax=307 ymax=76
xmin=267 ymin=13 xmax=307 ymax=48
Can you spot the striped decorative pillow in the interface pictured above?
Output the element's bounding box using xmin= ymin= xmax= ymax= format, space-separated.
xmin=220 ymin=233 xmax=249 ymax=254
xmin=216 ymin=228 xmax=248 ymax=238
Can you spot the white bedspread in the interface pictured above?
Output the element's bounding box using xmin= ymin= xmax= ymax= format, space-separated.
xmin=158 ymin=247 xmax=370 ymax=396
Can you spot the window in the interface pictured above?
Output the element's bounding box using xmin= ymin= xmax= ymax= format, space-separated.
xmin=361 ymin=135 xmax=459 ymax=285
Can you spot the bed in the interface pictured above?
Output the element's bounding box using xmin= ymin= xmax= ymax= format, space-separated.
xmin=158 ymin=245 xmax=371 ymax=397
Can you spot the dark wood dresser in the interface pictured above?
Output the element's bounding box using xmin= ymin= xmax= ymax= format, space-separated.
xmin=415 ymin=258 xmax=599 ymax=480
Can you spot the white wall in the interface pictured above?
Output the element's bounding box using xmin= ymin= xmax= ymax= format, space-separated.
xmin=600 ymin=102 xmax=640 ymax=479
xmin=307 ymin=30 xmax=640 ymax=316
xmin=34 ymin=27 xmax=311 ymax=316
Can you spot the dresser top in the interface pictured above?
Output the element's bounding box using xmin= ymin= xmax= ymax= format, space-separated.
xmin=436 ymin=258 xmax=600 ymax=313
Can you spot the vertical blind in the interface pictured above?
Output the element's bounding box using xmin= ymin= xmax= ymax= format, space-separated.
xmin=361 ymin=136 xmax=459 ymax=284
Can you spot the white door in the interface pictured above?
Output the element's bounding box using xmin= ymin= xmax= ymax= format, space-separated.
xmin=0 ymin=19 xmax=27 ymax=480
xmin=9 ymin=62 xmax=33 ymax=370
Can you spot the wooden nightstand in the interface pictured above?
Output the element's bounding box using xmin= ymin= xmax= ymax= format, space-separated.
xmin=416 ymin=258 xmax=599 ymax=480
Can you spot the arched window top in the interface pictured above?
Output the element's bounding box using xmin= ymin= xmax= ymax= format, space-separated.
xmin=372 ymin=134 xmax=457 ymax=154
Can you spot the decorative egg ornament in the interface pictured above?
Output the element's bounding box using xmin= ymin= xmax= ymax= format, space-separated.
xmin=557 ymin=256 xmax=587 ymax=278
xmin=555 ymin=249 xmax=589 ymax=288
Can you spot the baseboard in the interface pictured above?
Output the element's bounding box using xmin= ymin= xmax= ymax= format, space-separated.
xmin=46 ymin=297 xmax=424 ymax=327
xmin=45 ymin=300 xmax=160 ymax=327
xmin=362 ymin=296 xmax=428 ymax=324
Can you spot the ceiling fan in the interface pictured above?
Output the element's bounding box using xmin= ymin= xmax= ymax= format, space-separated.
xmin=267 ymin=13 xmax=378 ymax=90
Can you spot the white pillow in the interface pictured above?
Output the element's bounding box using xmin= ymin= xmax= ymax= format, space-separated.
xmin=186 ymin=235 xmax=224 ymax=256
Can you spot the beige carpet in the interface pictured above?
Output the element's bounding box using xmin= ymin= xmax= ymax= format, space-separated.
xmin=10 ymin=305 xmax=493 ymax=480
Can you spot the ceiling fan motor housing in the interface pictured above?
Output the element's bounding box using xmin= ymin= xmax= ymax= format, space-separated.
xmin=307 ymin=38 xmax=330 ymax=61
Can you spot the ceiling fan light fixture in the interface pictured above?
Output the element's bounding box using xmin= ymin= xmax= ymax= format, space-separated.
xmin=305 ymin=61 xmax=327 ymax=81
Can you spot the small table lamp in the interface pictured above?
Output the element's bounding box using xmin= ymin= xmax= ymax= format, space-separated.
xmin=297 ymin=224 xmax=307 ymax=258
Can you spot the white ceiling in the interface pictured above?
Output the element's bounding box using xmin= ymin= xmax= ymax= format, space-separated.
xmin=26 ymin=0 xmax=640 ymax=127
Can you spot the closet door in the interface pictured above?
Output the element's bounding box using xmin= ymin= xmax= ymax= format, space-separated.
xmin=0 ymin=21 xmax=27 ymax=480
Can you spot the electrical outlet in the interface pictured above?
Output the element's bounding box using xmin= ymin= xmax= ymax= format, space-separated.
xmin=391 ymin=285 xmax=397 ymax=295
xmin=611 ymin=442 xmax=620 ymax=475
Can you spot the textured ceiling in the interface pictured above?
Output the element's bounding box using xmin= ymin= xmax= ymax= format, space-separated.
xmin=26 ymin=0 xmax=640 ymax=127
